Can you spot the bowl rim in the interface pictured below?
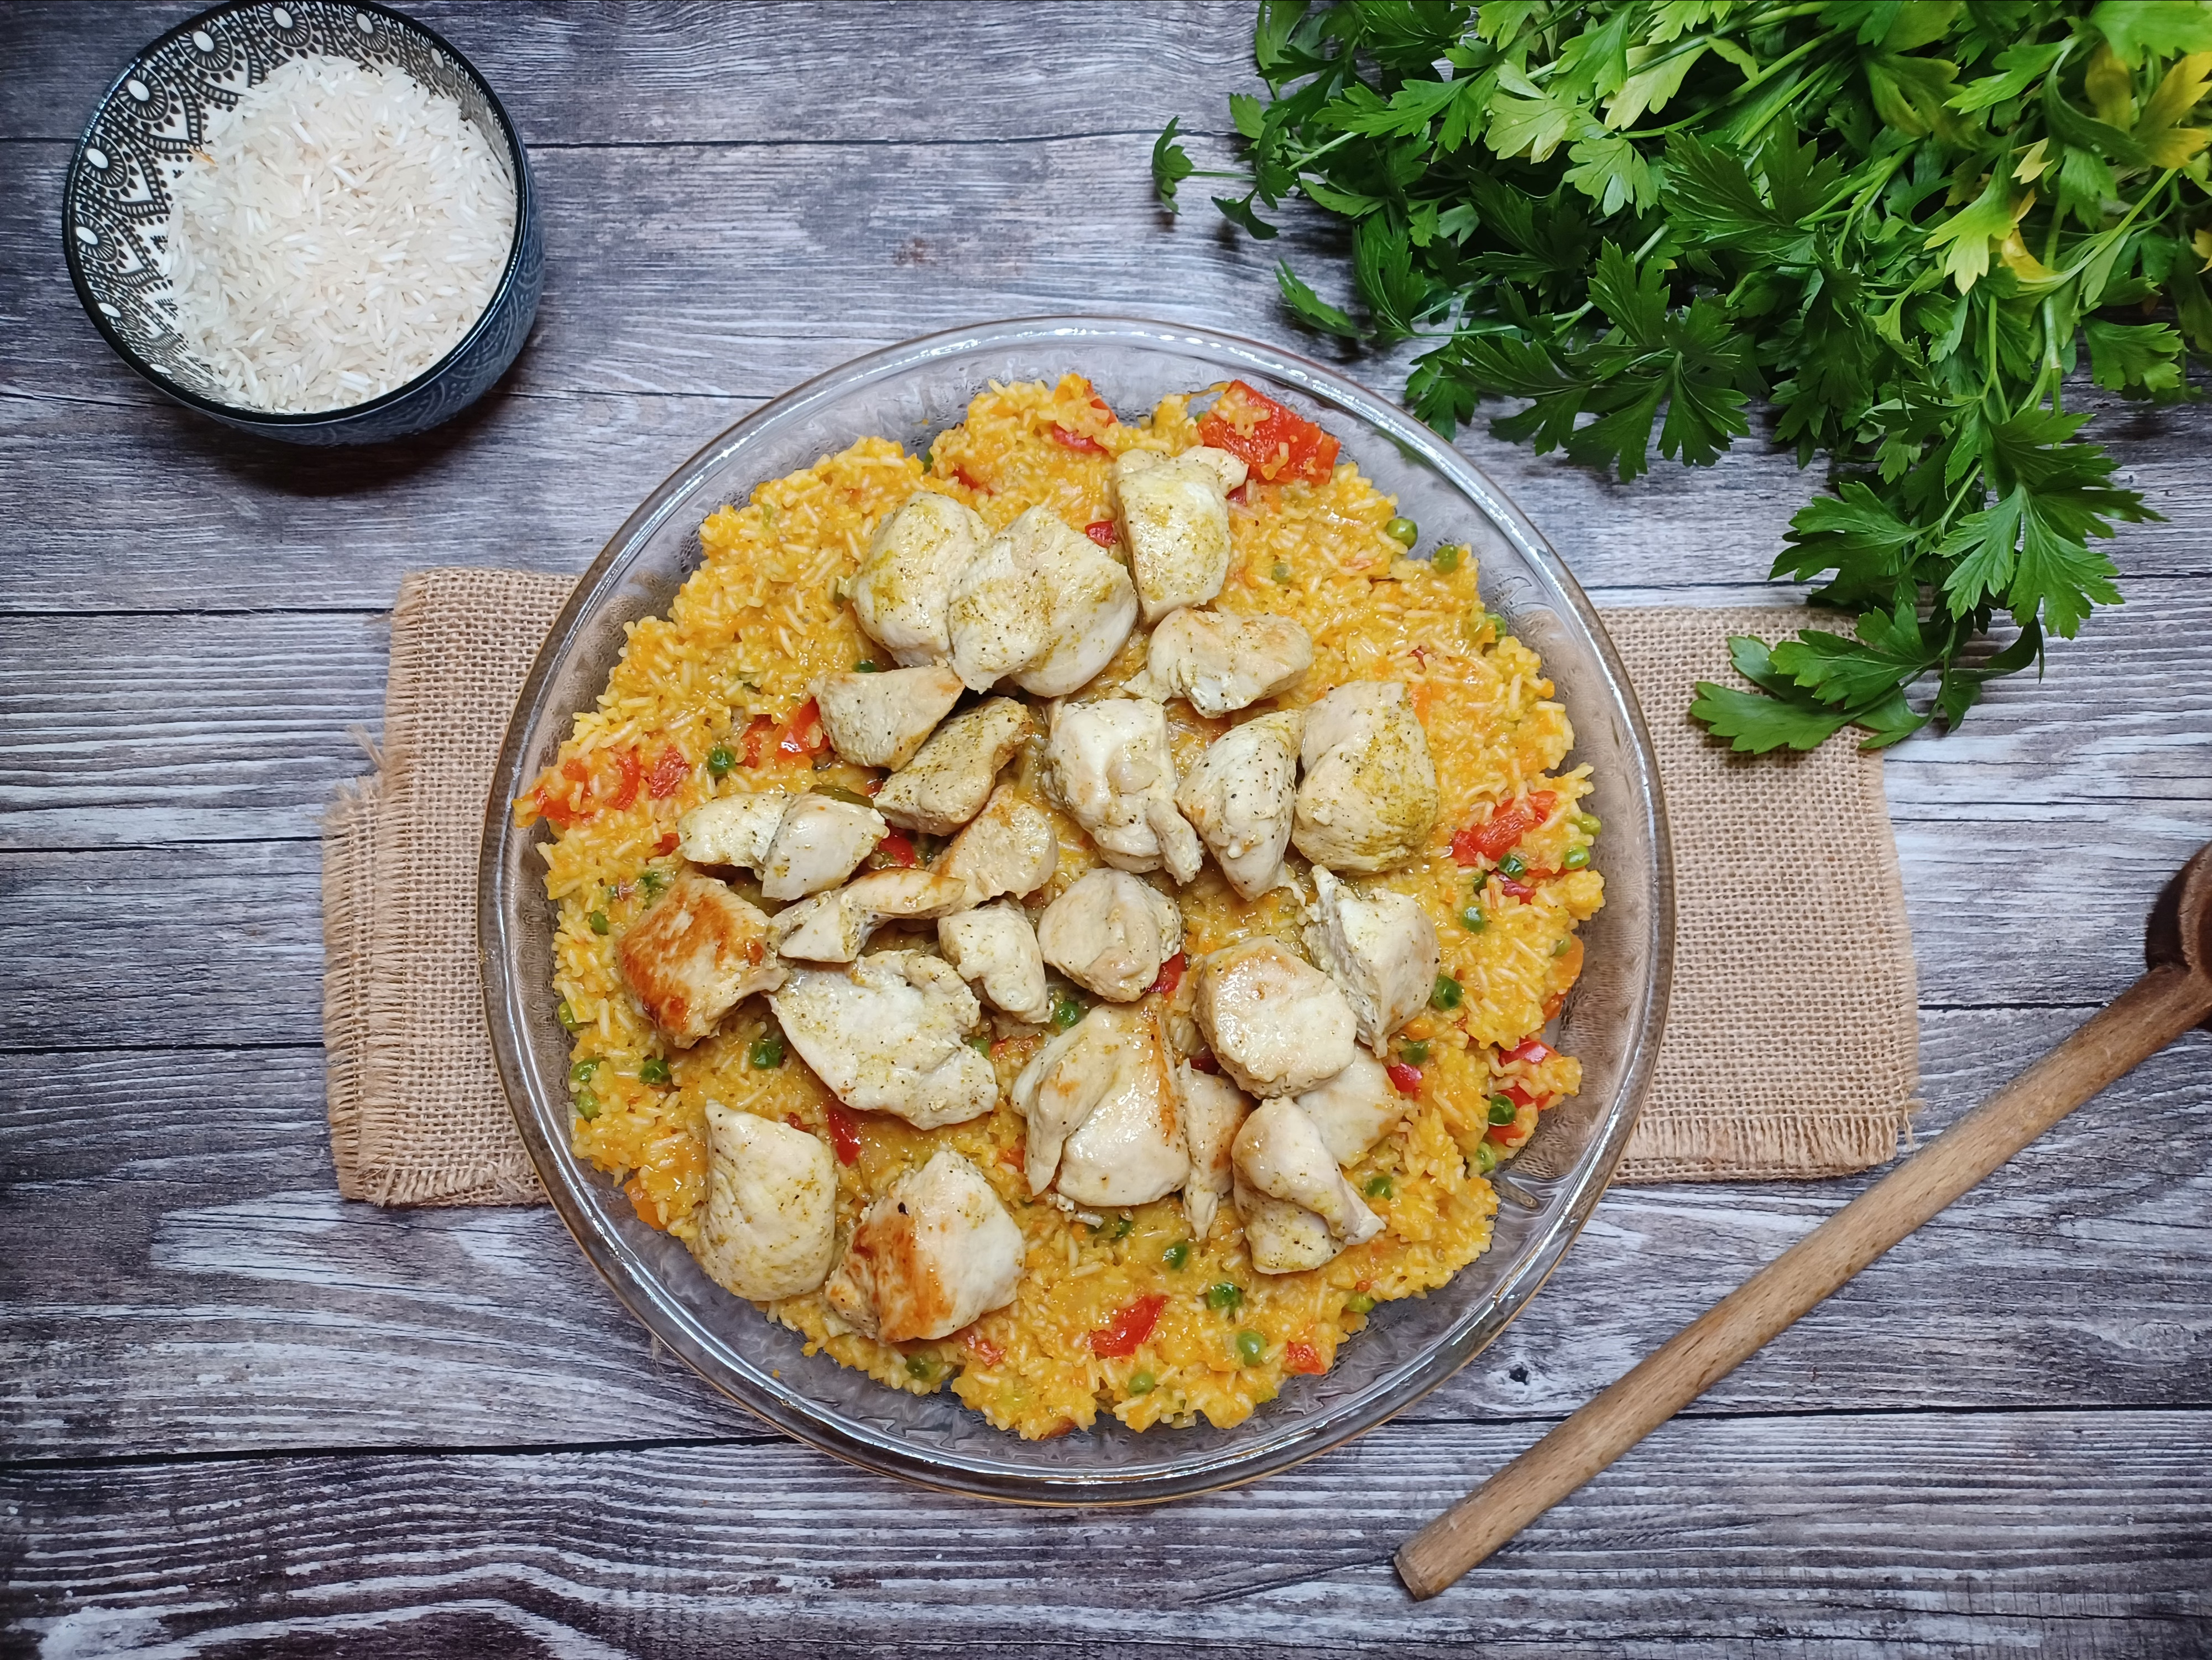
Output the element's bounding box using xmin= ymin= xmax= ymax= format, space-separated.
xmin=60 ymin=0 xmax=536 ymax=429
xmin=478 ymin=314 xmax=1676 ymax=1504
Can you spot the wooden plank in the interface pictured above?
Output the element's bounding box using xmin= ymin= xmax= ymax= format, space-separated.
xmin=1 ymin=1 xmax=1263 ymax=146
xmin=4 ymin=1008 xmax=2202 ymax=1460
xmin=5 ymin=1409 xmax=2208 ymax=1655
xmin=11 ymin=131 xmax=2212 ymax=610
xmin=1 ymin=581 xmax=2203 ymax=850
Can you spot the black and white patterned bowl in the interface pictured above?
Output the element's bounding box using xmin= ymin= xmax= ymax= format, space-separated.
xmin=61 ymin=0 xmax=542 ymax=445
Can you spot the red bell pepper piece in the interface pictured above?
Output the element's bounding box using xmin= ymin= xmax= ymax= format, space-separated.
xmin=1386 ymin=1061 xmax=1423 ymax=1096
xmin=875 ymin=829 xmax=917 ymax=867
xmin=1050 ymin=424 xmax=1107 ymax=454
xmin=1084 ymin=519 xmax=1118 ymax=547
xmin=1503 ymin=1037 xmax=1553 ymax=1066
xmin=740 ymin=715 xmax=777 ymax=768
xmin=778 ymin=698 xmax=826 ymax=758
xmin=1089 ymin=1293 xmax=1168 ymax=1359
xmin=1284 ymin=1340 xmax=1327 ymax=1376
xmin=1197 ymin=380 xmax=1340 ymax=484
xmin=606 ymin=748 xmax=644 ymax=810
xmin=648 ymin=744 xmax=689 ymax=799
xmin=1149 ymin=951 xmax=1185 ymax=999
xmin=826 ymin=1104 xmax=862 ymax=1166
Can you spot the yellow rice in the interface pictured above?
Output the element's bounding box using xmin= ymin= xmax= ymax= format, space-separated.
xmin=521 ymin=374 xmax=1604 ymax=1438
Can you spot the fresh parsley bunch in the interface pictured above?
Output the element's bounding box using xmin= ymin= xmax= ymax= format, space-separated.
xmin=1156 ymin=0 xmax=2212 ymax=751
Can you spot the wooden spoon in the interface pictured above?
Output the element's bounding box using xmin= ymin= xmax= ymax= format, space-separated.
xmin=1396 ymin=845 xmax=2212 ymax=1600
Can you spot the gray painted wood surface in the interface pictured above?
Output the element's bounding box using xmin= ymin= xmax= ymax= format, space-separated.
xmin=2 ymin=4 xmax=2208 ymax=1654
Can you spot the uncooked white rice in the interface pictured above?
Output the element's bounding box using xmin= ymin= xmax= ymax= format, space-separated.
xmin=164 ymin=54 xmax=516 ymax=414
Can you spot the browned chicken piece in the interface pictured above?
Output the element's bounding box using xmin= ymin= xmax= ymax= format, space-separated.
xmin=1035 ymin=867 xmax=1182 ymax=1003
xmin=810 ymin=663 xmax=966 ymax=770
xmin=823 ymin=1149 xmax=1028 ymax=1341
xmin=769 ymin=867 xmax=971 ymax=963
xmin=1144 ymin=608 xmax=1313 ymax=717
xmin=1307 ymin=866 xmax=1441 ymax=1054
xmin=851 ymin=491 xmax=992 ymax=668
xmin=617 ymin=871 xmax=786 ymax=1047
xmin=875 ymin=697 xmax=1035 ymax=835
xmin=947 ymin=506 xmax=1139 ymax=697
xmin=1175 ymin=710 xmax=1303 ymax=899
xmin=938 ymin=782 xmax=1060 ymax=906
xmin=1108 ymin=445 xmax=1247 ymax=623
xmin=1010 ymin=1005 xmax=1188 ymax=1208
xmin=1176 ymin=1061 xmax=1250 ymax=1240
xmin=1292 ymin=681 xmax=1440 ymax=873
xmin=1192 ymin=936 xmax=1358 ymax=1096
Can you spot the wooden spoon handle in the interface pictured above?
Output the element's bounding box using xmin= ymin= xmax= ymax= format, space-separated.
xmin=1396 ymin=961 xmax=2212 ymax=1601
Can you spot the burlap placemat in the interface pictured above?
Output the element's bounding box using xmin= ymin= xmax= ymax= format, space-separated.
xmin=322 ymin=574 xmax=1919 ymax=1205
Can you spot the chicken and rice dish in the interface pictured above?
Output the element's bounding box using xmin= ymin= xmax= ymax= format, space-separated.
xmin=519 ymin=375 xmax=1604 ymax=1438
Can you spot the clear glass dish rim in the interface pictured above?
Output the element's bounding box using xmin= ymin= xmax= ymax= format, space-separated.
xmin=478 ymin=314 xmax=1676 ymax=1506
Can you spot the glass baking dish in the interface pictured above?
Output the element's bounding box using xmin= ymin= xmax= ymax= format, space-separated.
xmin=479 ymin=316 xmax=1674 ymax=1503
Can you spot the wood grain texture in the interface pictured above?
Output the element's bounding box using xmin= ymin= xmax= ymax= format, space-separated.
xmin=5 ymin=1413 xmax=2209 ymax=1657
xmin=4 ymin=1009 xmax=2204 ymax=1461
xmin=4 ymin=3 xmax=2208 ymax=1651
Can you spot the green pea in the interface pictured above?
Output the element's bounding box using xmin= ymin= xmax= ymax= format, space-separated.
xmin=1563 ymin=845 xmax=1591 ymax=870
xmin=1431 ymin=975 xmax=1463 ymax=1011
xmin=749 ymin=1035 xmax=786 ymax=1069
xmin=570 ymin=1058 xmax=599 ymax=1085
xmin=574 ymin=1087 xmax=600 ymax=1120
xmin=854 ymin=660 xmax=880 ymax=673
xmin=556 ymin=998 xmax=581 ymax=1031
xmin=1431 ymin=542 xmax=1463 ymax=573
xmin=1460 ymin=904 xmax=1486 ymax=933
xmin=1487 ymin=611 xmax=1507 ymax=636
xmin=1234 ymin=1329 xmax=1266 ymax=1365
xmin=1164 ymin=1241 xmax=1191 ymax=1271
xmin=1128 ymin=1370 xmax=1157 ymax=1394
xmin=1110 ymin=1213 xmax=1134 ymax=1241
xmin=1488 ymin=1094 xmax=1518 ymax=1125
xmin=1345 ymin=1292 xmax=1376 ymax=1315
xmin=587 ymin=909 xmax=610 ymax=936
xmin=1400 ymin=1040 xmax=1431 ymax=1066
xmin=1574 ymin=811 xmax=1601 ymax=835
xmin=906 ymin=1355 xmax=936 ymax=1381
xmin=968 ymin=1033 xmax=992 ymax=1053
xmin=1474 ymin=1141 xmax=1499 ymax=1174
xmin=1364 ymin=1174 xmax=1394 ymax=1200
xmin=638 ymin=867 xmax=668 ymax=899
xmin=1553 ymin=936 xmax=1573 ymax=956
xmin=1206 ymin=1282 xmax=1244 ymax=1312
xmin=1386 ymin=516 xmax=1418 ymax=547
xmin=1271 ymin=561 xmax=1292 ymax=583
xmin=1498 ymin=852 xmax=1526 ymax=879
xmin=1051 ymin=991 xmax=1085 ymax=1032
xmin=706 ymin=746 xmax=735 ymax=779
xmin=639 ymin=1056 xmax=671 ymax=1085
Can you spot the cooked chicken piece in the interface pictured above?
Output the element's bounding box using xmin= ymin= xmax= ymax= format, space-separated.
xmin=1233 ymin=1096 xmax=1384 ymax=1272
xmin=810 ymin=664 xmax=965 ymax=770
xmin=947 ymin=506 xmax=1139 ymax=696
xmin=694 ymin=1105 xmax=838 ymax=1301
xmin=1045 ymin=698 xmax=1202 ymax=882
xmin=1307 ymin=866 xmax=1442 ymax=1054
xmin=823 ymin=1148 xmax=1027 ymax=1341
xmin=1035 ymin=868 xmax=1182 ymax=1002
xmin=1292 ymin=1052 xmax=1402 ymax=1165
xmin=617 ymin=871 xmax=787 ymax=1047
xmin=1109 ymin=445 xmax=1247 ymax=623
xmin=768 ymin=951 xmax=996 ymax=1128
xmin=770 ymin=868 xmax=969 ymax=962
xmin=1011 ymin=1006 xmax=1187 ymax=1207
xmin=1293 ymin=681 xmax=1441 ymax=873
xmin=677 ymin=792 xmax=790 ymax=871
xmin=1192 ymin=936 xmax=1358 ymax=1096
xmin=759 ymin=794 xmax=889 ymax=902
xmin=1176 ymin=1061 xmax=1249 ymax=1240
xmin=875 ymin=697 xmax=1033 ymax=836
xmin=851 ymin=491 xmax=992 ymax=668
xmin=1175 ymin=711 xmax=1303 ymax=899
xmin=1145 ymin=608 xmax=1313 ymax=717
xmin=939 ymin=901 xmax=1053 ymax=1024
xmin=938 ymin=782 xmax=1059 ymax=906
xmin=1234 ymin=1177 xmax=1342 ymax=1274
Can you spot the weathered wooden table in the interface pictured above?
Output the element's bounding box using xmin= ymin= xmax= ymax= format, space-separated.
xmin=5 ymin=6 xmax=2208 ymax=1654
